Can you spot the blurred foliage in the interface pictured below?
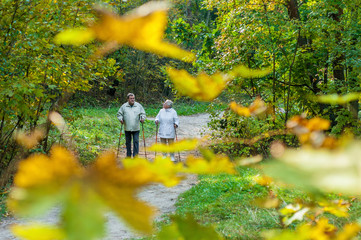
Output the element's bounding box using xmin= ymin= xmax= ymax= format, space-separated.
xmin=3 ymin=0 xmax=361 ymax=240
xmin=0 ymin=0 xmax=117 ymax=186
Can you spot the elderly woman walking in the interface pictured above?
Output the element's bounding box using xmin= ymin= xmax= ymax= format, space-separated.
xmin=155 ymin=100 xmax=179 ymax=162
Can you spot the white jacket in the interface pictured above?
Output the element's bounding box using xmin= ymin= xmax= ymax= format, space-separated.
xmin=155 ymin=108 xmax=179 ymax=139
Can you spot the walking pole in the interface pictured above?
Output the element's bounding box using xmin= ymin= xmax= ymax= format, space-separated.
xmin=174 ymin=125 xmax=181 ymax=162
xmin=117 ymin=124 xmax=123 ymax=158
xmin=155 ymin=123 xmax=159 ymax=158
xmin=141 ymin=122 xmax=147 ymax=159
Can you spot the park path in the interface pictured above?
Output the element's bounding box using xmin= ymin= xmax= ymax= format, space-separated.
xmin=0 ymin=113 xmax=211 ymax=240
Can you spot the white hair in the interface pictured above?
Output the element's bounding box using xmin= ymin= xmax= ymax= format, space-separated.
xmin=164 ymin=100 xmax=173 ymax=108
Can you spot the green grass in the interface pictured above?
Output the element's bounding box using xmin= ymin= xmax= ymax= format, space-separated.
xmin=174 ymin=168 xmax=278 ymax=239
xmin=0 ymin=185 xmax=11 ymax=221
xmin=156 ymin=167 xmax=361 ymax=240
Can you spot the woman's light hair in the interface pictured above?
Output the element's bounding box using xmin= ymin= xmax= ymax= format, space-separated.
xmin=164 ymin=99 xmax=173 ymax=108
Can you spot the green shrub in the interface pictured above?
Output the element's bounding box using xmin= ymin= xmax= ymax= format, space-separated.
xmin=208 ymin=109 xmax=299 ymax=158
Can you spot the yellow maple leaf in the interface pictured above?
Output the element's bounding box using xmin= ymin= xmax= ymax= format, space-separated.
xmin=167 ymin=66 xmax=270 ymax=101
xmin=287 ymin=115 xmax=331 ymax=133
xmin=336 ymin=223 xmax=361 ymax=240
xmin=148 ymin=138 xmax=199 ymax=152
xmin=306 ymin=117 xmax=330 ymax=131
xmin=309 ymin=218 xmax=337 ymax=239
xmin=54 ymin=2 xmax=195 ymax=62
xmin=184 ymin=154 xmax=235 ymax=175
xmin=229 ymin=101 xmax=251 ymax=117
xmin=266 ymin=218 xmax=337 ymax=240
xmin=286 ymin=115 xmax=336 ymax=148
xmin=318 ymin=199 xmax=350 ymax=217
xmin=11 ymin=224 xmax=66 ymax=240
xmin=122 ymin=156 xmax=184 ymax=187
xmin=14 ymin=145 xmax=83 ymax=188
xmin=9 ymin=147 xmax=163 ymax=235
xmin=253 ymin=174 xmax=273 ymax=186
xmin=166 ymin=68 xmax=227 ymax=101
xmin=230 ymin=97 xmax=268 ymax=117
xmin=89 ymin=151 xmax=155 ymax=233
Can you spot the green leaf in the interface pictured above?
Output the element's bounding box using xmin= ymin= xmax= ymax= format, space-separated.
xmin=316 ymin=93 xmax=360 ymax=105
xmin=11 ymin=224 xmax=66 ymax=240
xmin=263 ymin=142 xmax=361 ymax=195
xmin=54 ymin=28 xmax=95 ymax=46
xmin=62 ymin=184 xmax=105 ymax=240
xmin=157 ymin=214 xmax=224 ymax=240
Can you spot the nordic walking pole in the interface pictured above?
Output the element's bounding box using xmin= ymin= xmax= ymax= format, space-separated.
xmin=174 ymin=125 xmax=181 ymax=162
xmin=142 ymin=122 xmax=147 ymax=159
xmin=155 ymin=123 xmax=159 ymax=158
xmin=117 ymin=124 xmax=123 ymax=157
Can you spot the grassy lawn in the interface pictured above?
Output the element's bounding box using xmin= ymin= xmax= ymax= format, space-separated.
xmin=153 ymin=167 xmax=361 ymax=239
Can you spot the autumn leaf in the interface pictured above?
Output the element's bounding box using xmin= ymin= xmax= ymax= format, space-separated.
xmin=148 ymin=138 xmax=199 ymax=152
xmin=264 ymin=142 xmax=361 ymax=195
xmin=282 ymin=206 xmax=309 ymax=226
xmin=318 ymin=199 xmax=350 ymax=217
xmin=8 ymin=146 xmax=164 ymax=236
xmin=265 ymin=218 xmax=338 ymax=240
xmin=229 ymin=102 xmax=251 ymax=116
xmin=227 ymin=65 xmax=271 ymax=79
xmin=54 ymin=2 xmax=195 ymax=62
xmin=8 ymin=146 xmax=83 ymax=216
xmin=61 ymin=183 xmax=105 ymax=240
xmin=253 ymin=174 xmax=273 ymax=186
xmin=230 ymin=97 xmax=268 ymax=117
xmin=335 ymin=223 xmax=361 ymax=240
xmin=286 ymin=115 xmax=338 ymax=148
xmin=166 ymin=66 xmax=270 ymax=101
xmin=48 ymin=111 xmax=74 ymax=148
xmin=254 ymin=197 xmax=280 ymax=209
xmin=14 ymin=146 xmax=83 ymax=189
xmin=49 ymin=111 xmax=67 ymax=133
xmin=122 ymin=156 xmax=184 ymax=187
xmin=53 ymin=29 xmax=95 ymax=46
xmin=236 ymin=155 xmax=263 ymax=166
xmin=88 ymin=151 xmax=155 ymax=234
xmin=316 ymin=93 xmax=360 ymax=105
xmin=157 ymin=214 xmax=224 ymax=240
xmin=166 ymin=68 xmax=227 ymax=101
xmin=13 ymin=128 xmax=45 ymax=149
xmin=287 ymin=115 xmax=330 ymax=134
xmin=11 ymin=224 xmax=66 ymax=240
xmin=184 ymin=149 xmax=235 ymax=175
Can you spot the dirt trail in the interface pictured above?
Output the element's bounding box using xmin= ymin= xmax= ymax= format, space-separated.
xmin=0 ymin=113 xmax=211 ymax=240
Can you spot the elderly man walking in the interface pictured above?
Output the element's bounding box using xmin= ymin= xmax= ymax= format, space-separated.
xmin=117 ymin=93 xmax=146 ymax=157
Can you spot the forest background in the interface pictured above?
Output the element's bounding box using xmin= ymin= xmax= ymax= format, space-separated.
xmin=1 ymin=0 xmax=361 ymax=239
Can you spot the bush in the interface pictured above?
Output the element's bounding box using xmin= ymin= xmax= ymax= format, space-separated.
xmin=208 ymin=108 xmax=299 ymax=158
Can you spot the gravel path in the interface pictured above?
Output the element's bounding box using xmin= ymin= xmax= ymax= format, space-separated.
xmin=0 ymin=113 xmax=211 ymax=240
